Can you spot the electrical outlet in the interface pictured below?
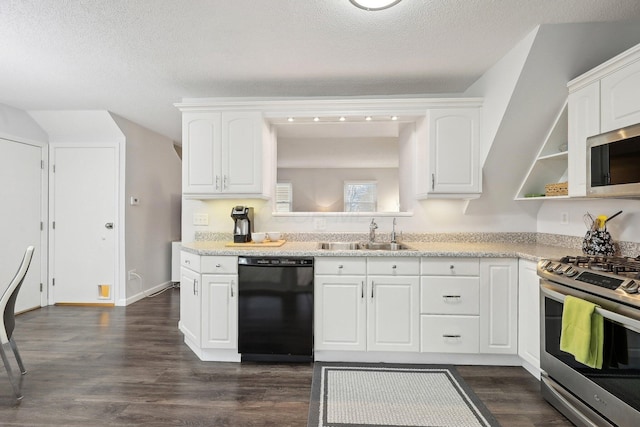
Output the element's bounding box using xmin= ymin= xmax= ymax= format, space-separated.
xmin=130 ymin=196 xmax=140 ymax=205
xmin=561 ymin=212 xmax=569 ymax=225
xmin=193 ymin=213 xmax=209 ymax=226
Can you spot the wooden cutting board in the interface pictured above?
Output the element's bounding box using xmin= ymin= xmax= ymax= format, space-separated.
xmin=224 ymin=240 xmax=286 ymax=247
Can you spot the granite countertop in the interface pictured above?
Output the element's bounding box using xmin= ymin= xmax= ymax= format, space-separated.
xmin=180 ymin=240 xmax=581 ymax=262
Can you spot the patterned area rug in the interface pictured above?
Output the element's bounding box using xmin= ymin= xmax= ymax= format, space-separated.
xmin=308 ymin=363 xmax=500 ymax=427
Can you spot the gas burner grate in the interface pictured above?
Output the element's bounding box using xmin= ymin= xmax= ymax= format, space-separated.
xmin=560 ymin=255 xmax=640 ymax=279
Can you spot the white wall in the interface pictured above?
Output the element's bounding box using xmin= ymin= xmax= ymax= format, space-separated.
xmin=0 ymin=103 xmax=47 ymax=143
xmin=111 ymin=114 xmax=181 ymax=303
xmin=277 ymin=167 xmax=399 ymax=212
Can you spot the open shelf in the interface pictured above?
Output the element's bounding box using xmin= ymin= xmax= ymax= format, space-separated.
xmin=515 ymin=102 xmax=569 ymax=200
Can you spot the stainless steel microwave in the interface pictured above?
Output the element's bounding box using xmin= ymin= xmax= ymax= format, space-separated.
xmin=587 ymin=121 xmax=640 ymax=198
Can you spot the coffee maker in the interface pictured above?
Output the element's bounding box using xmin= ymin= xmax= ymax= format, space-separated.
xmin=231 ymin=206 xmax=254 ymax=243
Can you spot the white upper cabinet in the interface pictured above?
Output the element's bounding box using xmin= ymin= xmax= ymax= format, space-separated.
xmin=416 ymin=107 xmax=481 ymax=199
xmin=600 ymin=57 xmax=640 ymax=133
xmin=568 ymin=82 xmax=600 ymax=198
xmin=181 ymin=111 xmax=270 ymax=198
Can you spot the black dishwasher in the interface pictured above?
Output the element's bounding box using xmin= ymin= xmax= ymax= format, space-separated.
xmin=238 ymin=257 xmax=314 ymax=362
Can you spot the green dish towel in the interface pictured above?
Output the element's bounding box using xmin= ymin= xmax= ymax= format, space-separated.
xmin=560 ymin=295 xmax=604 ymax=369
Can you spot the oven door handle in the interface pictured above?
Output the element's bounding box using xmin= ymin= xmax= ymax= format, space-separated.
xmin=541 ymin=285 xmax=640 ymax=334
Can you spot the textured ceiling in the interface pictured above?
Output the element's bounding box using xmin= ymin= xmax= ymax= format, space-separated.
xmin=2 ymin=0 xmax=640 ymax=142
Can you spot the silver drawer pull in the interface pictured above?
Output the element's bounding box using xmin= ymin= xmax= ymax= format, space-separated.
xmin=338 ymin=265 xmax=343 ymax=269
xmin=392 ymin=265 xmax=397 ymax=269
xmin=443 ymin=295 xmax=461 ymax=301
xmin=443 ymin=334 xmax=461 ymax=339
xmin=185 ymin=260 xmax=191 ymax=264
xmin=216 ymin=263 xmax=221 ymax=268
xmin=450 ymin=265 xmax=454 ymax=269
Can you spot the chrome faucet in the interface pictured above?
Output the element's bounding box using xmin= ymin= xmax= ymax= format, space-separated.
xmin=369 ymin=218 xmax=378 ymax=243
xmin=391 ymin=218 xmax=397 ymax=243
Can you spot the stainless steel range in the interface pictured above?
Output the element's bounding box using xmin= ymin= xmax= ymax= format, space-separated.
xmin=538 ymin=255 xmax=640 ymax=427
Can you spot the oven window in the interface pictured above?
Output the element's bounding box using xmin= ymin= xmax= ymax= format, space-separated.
xmin=545 ymin=299 xmax=640 ymax=411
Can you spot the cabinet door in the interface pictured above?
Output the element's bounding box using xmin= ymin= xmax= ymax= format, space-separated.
xmin=367 ymin=276 xmax=419 ymax=352
xmin=479 ymin=258 xmax=518 ymax=354
xmin=221 ymin=112 xmax=263 ymax=193
xmin=427 ymin=108 xmax=480 ymax=194
xmin=182 ymin=112 xmax=221 ymax=194
xmin=179 ymin=267 xmax=201 ymax=346
xmin=518 ymin=259 xmax=540 ymax=375
xmin=568 ymin=82 xmax=600 ymax=197
xmin=314 ymin=275 xmax=366 ymax=351
xmin=601 ymin=59 xmax=640 ymax=132
xmin=201 ymin=274 xmax=238 ymax=349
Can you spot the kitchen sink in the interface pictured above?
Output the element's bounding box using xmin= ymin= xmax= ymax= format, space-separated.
xmin=316 ymin=242 xmax=409 ymax=251
xmin=359 ymin=242 xmax=409 ymax=251
xmin=316 ymin=242 xmax=362 ymax=250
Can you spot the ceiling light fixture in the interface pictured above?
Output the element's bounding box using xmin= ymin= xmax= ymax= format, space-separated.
xmin=349 ymin=0 xmax=402 ymax=11
xmin=391 ymin=116 xmax=398 ymax=121
xmin=313 ymin=117 xmax=320 ymax=122
xmin=365 ymin=116 xmax=372 ymax=121
xmin=287 ymin=117 xmax=294 ymax=122
xmin=339 ymin=116 xmax=346 ymax=122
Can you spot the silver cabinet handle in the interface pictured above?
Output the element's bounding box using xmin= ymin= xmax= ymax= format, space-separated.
xmin=105 ymin=222 xmax=114 ymax=229
xmin=443 ymin=295 xmax=461 ymax=301
xmin=216 ymin=263 xmax=221 ymax=268
xmin=338 ymin=264 xmax=343 ymax=269
xmin=371 ymin=281 xmax=374 ymax=298
xmin=223 ymin=175 xmax=228 ymax=189
xmin=392 ymin=265 xmax=397 ymax=269
xmin=450 ymin=265 xmax=454 ymax=269
xmin=432 ymin=173 xmax=435 ymax=190
xmin=193 ymin=279 xmax=198 ymax=296
xmin=185 ymin=259 xmax=191 ymax=264
xmin=361 ymin=281 xmax=364 ymax=299
xmin=230 ymin=280 xmax=234 ymax=298
xmin=215 ymin=176 xmax=221 ymax=190
xmin=443 ymin=334 xmax=461 ymax=339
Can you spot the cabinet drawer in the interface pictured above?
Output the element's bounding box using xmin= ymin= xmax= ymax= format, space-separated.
xmin=420 ymin=315 xmax=479 ymax=353
xmin=421 ymin=257 xmax=479 ymax=276
xmin=181 ymin=251 xmax=201 ymax=271
xmin=420 ymin=277 xmax=479 ymax=315
xmin=200 ymin=256 xmax=238 ymax=274
xmin=315 ymin=257 xmax=366 ymax=275
xmin=367 ymin=257 xmax=420 ymax=276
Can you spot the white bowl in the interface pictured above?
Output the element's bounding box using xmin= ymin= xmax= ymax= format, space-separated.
xmin=266 ymin=231 xmax=281 ymax=241
xmin=252 ymin=232 xmax=266 ymax=243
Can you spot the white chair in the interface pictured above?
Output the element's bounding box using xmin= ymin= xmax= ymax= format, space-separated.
xmin=1 ymin=246 xmax=34 ymax=400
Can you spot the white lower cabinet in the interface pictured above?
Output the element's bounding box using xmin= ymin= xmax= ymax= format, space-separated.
xmin=367 ymin=275 xmax=420 ymax=352
xmin=179 ymin=252 xmax=238 ymax=356
xmin=179 ymin=266 xmax=201 ymax=346
xmin=479 ymin=258 xmax=518 ymax=354
xmin=201 ymin=273 xmax=237 ymax=349
xmin=314 ymin=275 xmax=367 ymax=351
xmin=420 ymin=257 xmax=480 ymax=353
xmin=420 ymin=315 xmax=480 ymax=353
xmin=314 ymin=257 xmax=419 ymax=352
xmin=518 ymin=259 xmax=540 ymax=375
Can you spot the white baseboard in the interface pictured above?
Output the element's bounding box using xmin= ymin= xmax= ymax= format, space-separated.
xmin=125 ymin=280 xmax=174 ymax=305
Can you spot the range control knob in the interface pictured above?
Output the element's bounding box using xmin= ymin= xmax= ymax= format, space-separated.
xmin=554 ymin=264 xmax=566 ymax=274
xmin=540 ymin=260 xmax=552 ymax=270
xmin=545 ymin=262 xmax=557 ymax=272
xmin=564 ymin=267 xmax=578 ymax=278
xmin=621 ymin=280 xmax=639 ymax=294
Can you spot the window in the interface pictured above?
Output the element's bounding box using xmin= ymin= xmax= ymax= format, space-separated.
xmin=344 ymin=181 xmax=377 ymax=212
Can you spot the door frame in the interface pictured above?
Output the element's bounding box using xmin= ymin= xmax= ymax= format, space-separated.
xmin=0 ymin=135 xmax=49 ymax=309
xmin=48 ymin=142 xmax=122 ymax=305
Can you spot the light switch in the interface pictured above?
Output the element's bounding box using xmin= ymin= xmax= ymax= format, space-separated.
xmin=193 ymin=213 xmax=209 ymax=226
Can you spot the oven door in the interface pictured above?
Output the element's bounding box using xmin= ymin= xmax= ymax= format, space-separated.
xmin=540 ymin=280 xmax=640 ymax=427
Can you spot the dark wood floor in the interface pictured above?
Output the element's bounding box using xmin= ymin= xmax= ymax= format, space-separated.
xmin=0 ymin=287 xmax=572 ymax=426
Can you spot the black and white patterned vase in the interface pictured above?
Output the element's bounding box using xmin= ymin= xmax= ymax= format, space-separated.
xmin=582 ymin=229 xmax=615 ymax=256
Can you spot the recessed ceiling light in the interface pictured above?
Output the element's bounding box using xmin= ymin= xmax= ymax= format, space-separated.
xmin=349 ymin=0 xmax=402 ymax=11
xmin=339 ymin=116 xmax=346 ymax=122
xmin=287 ymin=117 xmax=294 ymax=122
xmin=365 ymin=116 xmax=372 ymax=121
xmin=391 ymin=116 xmax=398 ymax=121
xmin=313 ymin=117 xmax=320 ymax=122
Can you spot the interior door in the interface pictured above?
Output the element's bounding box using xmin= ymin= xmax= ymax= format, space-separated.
xmin=50 ymin=145 xmax=117 ymax=304
xmin=0 ymin=138 xmax=44 ymax=311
